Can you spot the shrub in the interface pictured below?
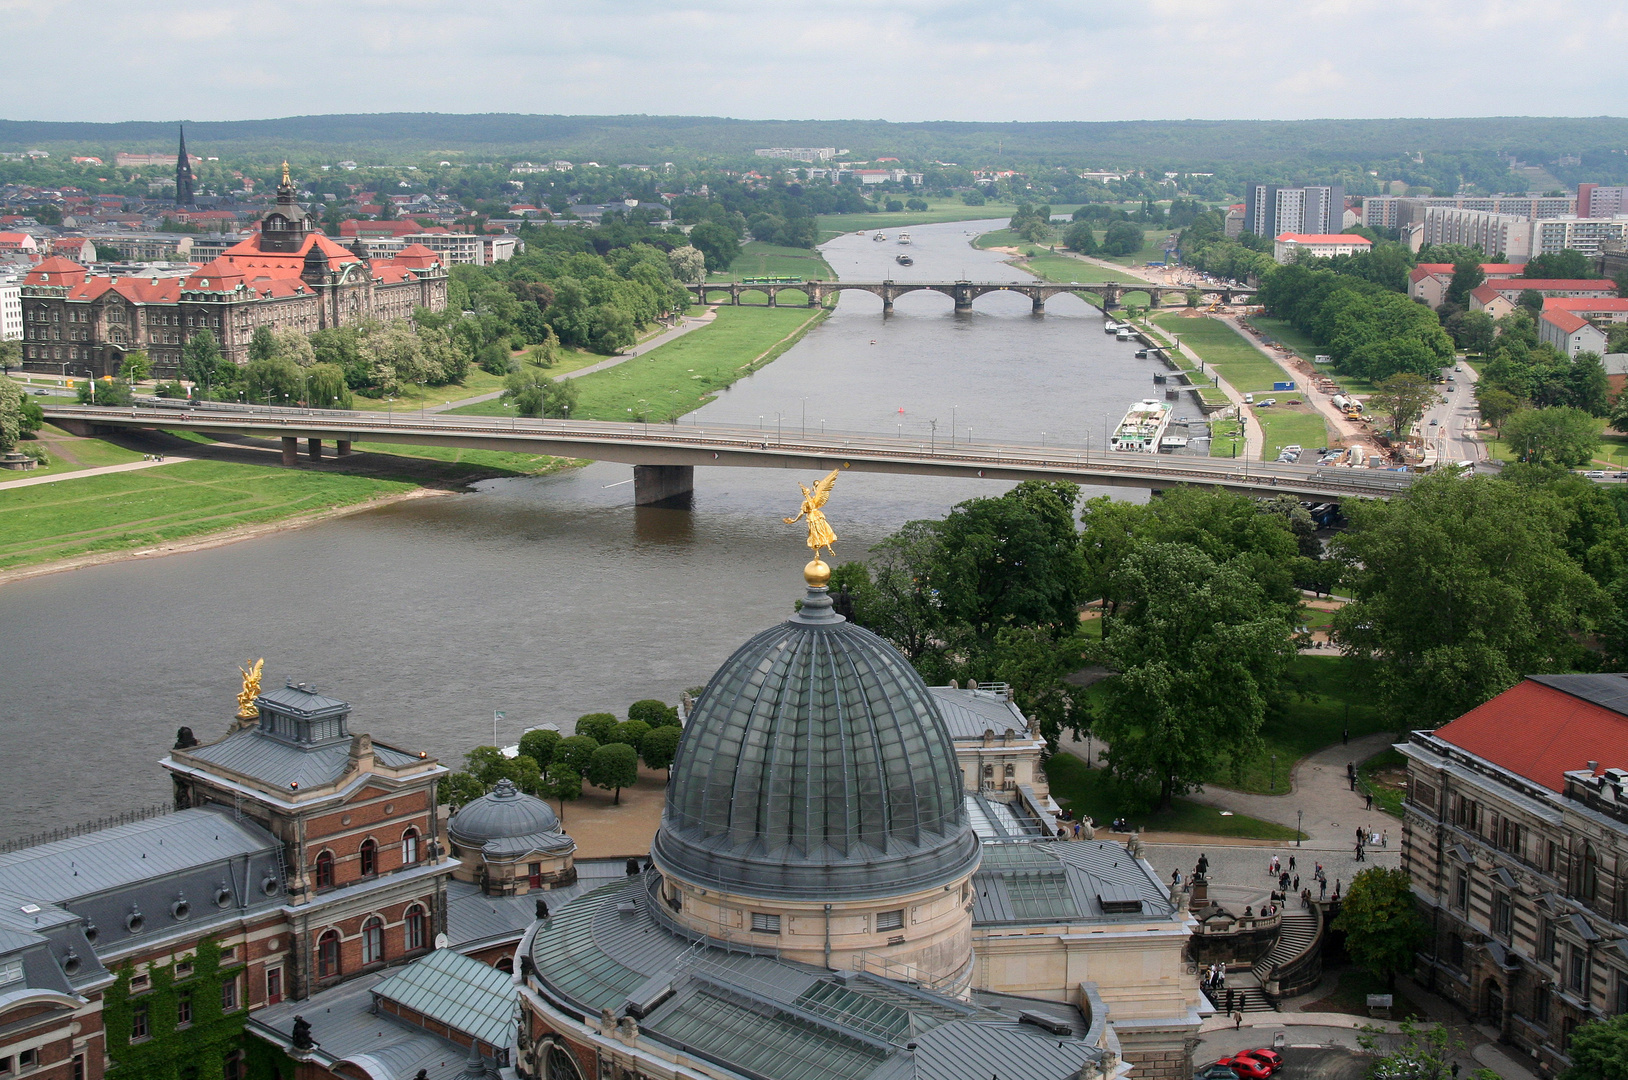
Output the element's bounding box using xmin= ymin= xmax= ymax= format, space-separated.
xmin=640 ymin=726 xmax=682 ymax=773
xmin=518 ymin=728 xmax=561 ymax=770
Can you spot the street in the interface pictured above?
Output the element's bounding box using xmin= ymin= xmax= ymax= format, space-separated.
xmin=1421 ymin=361 xmax=1484 ymax=465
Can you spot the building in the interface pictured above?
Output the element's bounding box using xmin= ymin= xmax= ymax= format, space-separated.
xmin=0 ymin=275 xmax=20 ymax=340
xmin=1532 ymin=217 xmax=1628 ymax=259
xmin=0 ymin=233 xmax=39 ymax=257
xmin=175 ymin=125 xmax=195 ymax=207
xmin=85 ymin=233 xmax=193 ymax=263
xmin=1468 ymin=279 xmax=1621 ymax=318
xmin=1245 ymin=184 xmax=1343 ymax=238
xmin=400 ymin=232 xmax=483 ymax=266
xmin=753 ymin=147 xmax=838 ymax=163
xmin=1577 ymin=185 xmax=1628 ymax=218
xmin=1418 ymin=207 xmax=1536 ymax=262
xmin=49 ymin=237 xmax=96 ymax=264
xmin=482 ymin=235 xmax=517 ymax=264
xmin=113 ymin=152 xmax=202 ymax=169
xmin=1539 ymin=308 xmax=1609 ymax=356
xmin=1224 ymin=203 xmax=1246 ymax=238
xmin=1407 ymin=262 xmax=1526 ymax=307
xmin=931 ymin=681 xmax=1050 ymax=799
xmin=19 ymin=165 xmax=448 ymax=378
xmin=1398 ymin=673 xmax=1628 ymax=1075
xmin=1273 ymin=233 xmax=1373 ymax=263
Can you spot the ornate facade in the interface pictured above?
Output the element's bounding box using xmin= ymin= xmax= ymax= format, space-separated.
xmin=18 ymin=166 xmax=447 ymax=380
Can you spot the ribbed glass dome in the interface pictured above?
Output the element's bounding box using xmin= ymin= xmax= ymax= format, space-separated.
xmin=652 ymin=587 xmax=978 ymax=899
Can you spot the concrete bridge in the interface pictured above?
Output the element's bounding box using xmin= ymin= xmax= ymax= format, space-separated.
xmin=690 ymin=279 xmax=1259 ymax=312
xmin=43 ymin=402 xmax=1412 ymax=505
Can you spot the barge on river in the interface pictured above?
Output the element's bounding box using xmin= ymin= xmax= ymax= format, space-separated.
xmin=1109 ymin=398 xmax=1174 ymax=453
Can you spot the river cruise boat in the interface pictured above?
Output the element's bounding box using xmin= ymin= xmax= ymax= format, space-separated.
xmin=897 ymin=232 xmax=912 ymax=244
xmin=1109 ymin=398 xmax=1173 ymax=453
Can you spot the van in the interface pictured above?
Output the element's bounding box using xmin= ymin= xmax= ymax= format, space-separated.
xmin=1244 ymin=393 xmax=1254 ymax=404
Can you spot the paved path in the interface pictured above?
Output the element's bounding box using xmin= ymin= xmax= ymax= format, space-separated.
xmin=424 ymin=310 xmax=720 ymax=414
xmin=0 ymin=454 xmax=190 ymax=492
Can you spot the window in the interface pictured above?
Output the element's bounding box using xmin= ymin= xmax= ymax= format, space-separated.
xmin=317 ymin=930 xmax=341 ymax=979
xmin=131 ymin=1004 xmax=150 ymax=1041
xmin=175 ymin=960 xmax=193 ymax=978
xmin=266 ymin=968 xmax=282 ymax=1006
xmin=177 ymin=990 xmax=192 ymax=1026
xmin=1448 ymin=933 xmax=1465 ymax=969
xmin=0 ymin=1057 xmax=11 ymax=1076
xmin=1549 ymin=840 xmax=1558 ymax=874
xmin=224 ymin=1053 xmax=244 ymax=1080
xmin=1583 ymin=843 xmax=1600 ymax=902
xmin=221 ymin=977 xmax=238 ymax=1012
xmin=362 ymin=917 xmax=384 ymax=965
xmin=360 ymin=839 xmax=378 ymax=877
xmin=1618 ymin=974 xmax=1628 ymax=1016
xmin=0 ymin=960 xmax=20 ymax=987
xmin=17 ymin=1052 xmax=35 ymax=1072
xmin=1535 ymin=986 xmax=1551 ymax=1023
xmin=405 ymin=906 xmax=428 ymax=952
xmin=72 ymin=1056 xmax=83 ymax=1080
xmin=528 ymin=862 xmax=542 ymax=889
xmin=876 ymin=910 xmax=904 ymax=932
xmin=1493 ymin=893 xmax=1512 ymax=939
xmin=315 ymin=850 xmax=335 ymax=890
xmin=219 ymin=946 xmax=236 ymax=962
xmin=1571 ymin=946 xmax=1587 ymax=992
xmin=402 ymin=829 xmax=420 ymax=865
xmin=1542 ymin=920 xmax=1557 ymax=965
xmin=1453 ymin=870 xmax=1469 ymax=911
xmin=750 ymin=912 xmax=781 ymax=934
xmin=129 ymin=973 xmax=150 ymax=992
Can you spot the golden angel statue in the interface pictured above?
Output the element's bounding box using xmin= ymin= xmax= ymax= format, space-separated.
xmin=236 ymin=658 xmax=264 ymax=720
xmin=784 ymin=469 xmax=839 ymax=560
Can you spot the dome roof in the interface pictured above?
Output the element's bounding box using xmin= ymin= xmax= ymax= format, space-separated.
xmin=651 ymin=587 xmax=978 ymax=900
xmin=449 ymin=779 xmax=562 ymax=845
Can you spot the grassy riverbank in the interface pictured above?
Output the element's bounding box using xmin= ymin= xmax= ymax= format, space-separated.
xmin=449 ymin=305 xmax=827 ymax=422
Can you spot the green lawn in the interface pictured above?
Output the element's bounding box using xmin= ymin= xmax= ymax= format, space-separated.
xmin=1150 ymin=314 xmax=1291 ymax=393
xmin=1243 ymin=317 xmax=1384 ymax=396
xmin=1133 ymin=319 xmax=1232 ymax=410
xmin=448 ymin=306 xmax=826 ymax=422
xmin=0 ymin=459 xmax=412 ymax=571
xmin=1359 ymin=748 xmax=1407 ymax=819
xmin=708 ymin=241 xmax=834 ymax=293
xmin=1257 ymin=408 xmax=1333 ymax=459
xmin=1214 ymin=655 xmax=1388 ymax=795
xmin=1044 ymin=751 xmax=1303 ymax=840
xmin=1101 ymin=226 xmax=1178 ymax=267
xmin=348 ymin=443 xmax=579 ymax=475
xmin=348 ymin=347 xmax=618 ymax=413
xmin=1015 ymin=253 xmax=1156 ymax=307
xmin=13 ymin=423 xmax=149 ymax=479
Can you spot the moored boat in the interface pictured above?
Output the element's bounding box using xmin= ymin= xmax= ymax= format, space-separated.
xmin=1109 ymin=398 xmax=1173 ymax=453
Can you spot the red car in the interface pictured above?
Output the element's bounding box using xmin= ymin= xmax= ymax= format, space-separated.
xmin=1243 ymin=1048 xmax=1282 ymax=1073
xmin=1214 ymin=1051 xmax=1275 ymax=1080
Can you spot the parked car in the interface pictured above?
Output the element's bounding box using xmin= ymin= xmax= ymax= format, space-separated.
xmin=1585 ymin=471 xmax=1607 ymax=479
xmin=1215 ymin=1052 xmax=1274 ymax=1080
xmin=1194 ymin=1066 xmax=1241 ymax=1080
xmin=1241 ymin=1048 xmax=1282 ymax=1073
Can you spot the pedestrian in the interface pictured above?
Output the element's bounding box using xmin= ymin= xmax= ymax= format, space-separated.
xmin=1382 ymin=829 xmax=1389 ymax=849
xmin=1365 ymin=791 xmax=1373 ymax=811
xmin=1319 ymin=878 xmax=1327 ymax=899
xmin=1288 ymin=855 xmax=1296 ymax=872
xmin=1172 ymin=869 xmax=1182 ymax=887
xmin=1293 ymin=873 xmax=1300 ymax=891
xmin=1234 ymin=1009 xmax=1243 ymax=1030
xmin=1225 ymin=988 xmax=1234 ymax=1014
xmin=1334 ymin=880 xmax=1341 ymax=901
xmin=1355 ymin=843 xmax=1365 ymax=862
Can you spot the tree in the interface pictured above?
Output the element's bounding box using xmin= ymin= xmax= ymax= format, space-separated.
xmin=544 ymin=761 xmax=582 ymax=814
xmin=1331 ymin=471 xmax=1604 ymax=726
xmin=574 ymin=713 xmax=617 ymax=744
xmin=0 ymin=378 xmax=23 ymax=452
xmin=838 ymin=520 xmax=945 ymax=663
xmin=502 ymin=367 xmax=577 ymax=418
xmin=182 ymin=330 xmax=224 ymax=391
xmin=119 ymin=350 xmax=151 ymax=383
xmin=94 ymin=243 xmax=125 ymax=262
xmin=1369 ymin=372 xmax=1441 ymax=437
xmin=243 ymin=356 xmax=304 ymax=406
xmin=269 ymin=327 xmax=316 ymax=368
xmin=304 ymin=363 xmax=352 ymax=409
xmin=611 ymin=719 xmax=651 ymax=748
xmin=587 ymin=743 xmax=639 ymax=804
xmin=667 ymin=245 xmax=706 ymax=284
xmin=441 ymin=771 xmax=488 ymax=809
xmin=77 ymin=378 xmax=132 ymax=406
xmin=1519 ymin=289 xmax=1545 ymax=319
xmin=1444 ymin=258 xmax=1485 ymax=308
xmin=688 ymin=221 xmax=741 ymax=273
xmin=1092 ymin=543 xmax=1295 ymax=808
xmin=248 ymin=325 xmax=277 ymax=362
xmin=628 ymin=699 xmax=678 ymax=727
xmin=518 ymin=728 xmax=562 ymax=770
xmin=1570 ymin=351 xmax=1612 ymax=417
xmin=1356 ymin=1021 xmax=1499 ymax=1080
xmin=961 ymin=189 xmax=986 ymax=206
xmin=1100 ymin=221 xmax=1144 ymax=257
xmin=1525 ymin=250 xmax=1593 ymax=280
xmin=1614 ymin=270 xmax=1628 ymax=301
xmin=1564 ymin=1013 xmax=1628 ymax=1080
xmin=1476 ymin=385 xmax=1520 ymax=435
xmin=1062 ymin=221 xmax=1098 ymax=255
xmin=555 ymin=735 xmax=599 ymax=776
xmin=1454 ymin=310 xmax=1496 ymax=355
xmin=1502 ymin=406 xmax=1602 ymax=467
xmin=1332 ymin=867 xmax=1428 ymax=989
xmin=640 ymin=725 xmax=681 ymax=774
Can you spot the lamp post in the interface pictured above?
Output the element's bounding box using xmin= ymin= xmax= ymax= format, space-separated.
xmin=1297 ymin=809 xmax=1303 ymax=847
xmin=1271 ymin=753 xmax=1278 ymax=793
xmin=951 ymin=404 xmax=958 ymax=445
xmin=929 ymin=418 xmax=937 ymax=452
xmin=801 ymin=397 xmax=806 ymax=438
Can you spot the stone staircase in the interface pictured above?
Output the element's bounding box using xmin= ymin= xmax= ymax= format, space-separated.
xmin=1208 ymin=969 xmax=1277 ymax=1013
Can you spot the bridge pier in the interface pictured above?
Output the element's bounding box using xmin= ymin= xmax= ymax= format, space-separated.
xmin=633 ymin=464 xmax=694 ymax=507
xmin=337 ymin=440 xmax=352 ymax=456
xmin=1031 ymin=295 xmax=1045 ymax=314
xmin=954 ymin=295 xmax=973 ymax=312
xmin=307 ymin=438 xmax=323 ymax=461
xmin=281 ymin=437 xmax=298 ymax=466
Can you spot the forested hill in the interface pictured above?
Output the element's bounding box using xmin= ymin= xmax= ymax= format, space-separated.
xmin=5 ymin=113 xmax=1628 ymax=170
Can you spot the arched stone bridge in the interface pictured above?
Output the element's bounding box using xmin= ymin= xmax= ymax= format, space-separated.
xmin=689 ymin=279 xmax=1258 ymax=312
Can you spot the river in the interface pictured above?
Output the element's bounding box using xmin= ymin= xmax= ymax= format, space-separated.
xmin=0 ymin=219 xmax=1195 ymax=841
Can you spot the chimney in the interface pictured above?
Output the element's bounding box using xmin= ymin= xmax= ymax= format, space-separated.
xmin=1589 ymin=760 xmax=1601 ymax=774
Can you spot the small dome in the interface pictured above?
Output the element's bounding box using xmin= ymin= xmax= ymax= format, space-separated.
xmin=449 ymin=779 xmax=561 ymax=845
xmin=652 ymin=587 xmax=977 ymax=900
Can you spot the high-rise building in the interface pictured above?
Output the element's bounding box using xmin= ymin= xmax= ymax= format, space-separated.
xmin=174 ymin=124 xmax=194 ymax=206
xmin=1244 ymin=183 xmax=1344 ymax=238
xmin=1578 ymin=184 xmax=1628 ymax=218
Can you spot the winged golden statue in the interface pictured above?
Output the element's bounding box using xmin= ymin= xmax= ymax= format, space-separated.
xmin=784 ymin=469 xmax=839 ymax=568
xmin=236 ymin=658 xmax=264 ymax=720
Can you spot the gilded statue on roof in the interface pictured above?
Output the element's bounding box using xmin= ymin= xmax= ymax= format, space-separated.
xmin=236 ymin=658 xmax=264 ymax=720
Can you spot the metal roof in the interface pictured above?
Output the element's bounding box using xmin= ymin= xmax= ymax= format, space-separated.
xmin=252 ymin=973 xmax=479 ymax=1080
xmin=927 ymin=687 xmax=1029 ymax=740
xmin=655 ymin=586 xmax=978 ymax=901
xmin=1530 ymin=674 xmax=1628 ymax=718
xmin=371 ymin=949 xmax=513 ymax=1049
xmin=182 ymin=727 xmax=423 ymax=790
xmin=971 ymin=840 xmax=1174 ymax=926
xmin=444 ymin=861 xmax=627 ymax=951
xmin=448 ymin=780 xmax=562 ymax=846
xmin=258 ymin=683 xmax=350 ymax=718
xmin=0 ymin=808 xmax=277 ymax=901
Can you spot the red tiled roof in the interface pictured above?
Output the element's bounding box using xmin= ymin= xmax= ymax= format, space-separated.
xmin=219 ymin=230 xmax=359 ymax=274
xmin=22 ymin=255 xmax=87 ymax=285
xmin=1435 ymin=678 xmax=1628 ymax=791
xmin=1275 ymin=233 xmax=1373 ymax=244
xmin=1544 ymin=297 xmax=1628 ymax=313
xmin=1541 ymin=309 xmax=1592 ymax=334
xmin=1491 ymin=279 xmax=1617 ymax=293
xmin=389 ymin=243 xmax=440 ymax=270
xmin=1469 ymin=284 xmax=1505 ymax=304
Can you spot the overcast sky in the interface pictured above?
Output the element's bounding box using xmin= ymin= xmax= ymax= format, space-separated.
xmin=5 ymin=0 xmax=1624 ymax=124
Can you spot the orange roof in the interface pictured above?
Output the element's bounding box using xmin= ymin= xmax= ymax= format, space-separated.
xmin=1541 ymin=309 xmax=1592 ymax=334
xmin=22 ymin=255 xmax=88 ymax=286
xmin=1275 ymin=233 xmax=1372 ymax=244
xmin=219 ymin=230 xmax=359 ymax=276
xmin=1469 ymin=284 xmax=1506 ymax=304
xmin=1435 ymin=677 xmax=1628 ymax=791
xmin=389 ymin=243 xmax=441 ymax=270
xmin=1544 ymin=296 xmax=1628 ymax=312
xmin=1490 ymin=279 xmax=1617 ymax=293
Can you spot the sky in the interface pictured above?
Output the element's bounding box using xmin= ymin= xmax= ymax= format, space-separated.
xmin=4 ymin=0 xmax=1625 ymax=124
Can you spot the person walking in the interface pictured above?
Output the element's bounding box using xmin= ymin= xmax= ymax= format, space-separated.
xmin=1288 ymin=854 xmax=1296 ymax=872
xmin=1365 ymin=791 xmax=1374 ymax=812
xmin=1293 ymin=873 xmax=1300 ymax=891
xmin=1382 ymin=829 xmax=1389 ymax=849
xmin=1319 ymin=877 xmax=1327 ymax=899
xmin=1348 ymin=762 xmax=1357 ymax=791
xmin=1355 ymin=842 xmax=1365 ymax=862
xmin=1233 ymin=1008 xmax=1243 ymax=1030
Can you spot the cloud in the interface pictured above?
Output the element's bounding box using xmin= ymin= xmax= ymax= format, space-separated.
xmin=1 ymin=0 xmax=1623 ymax=123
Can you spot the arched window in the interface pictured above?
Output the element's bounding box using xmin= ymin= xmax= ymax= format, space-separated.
xmin=402 ymin=829 xmax=420 ymax=865
xmin=1584 ymin=843 xmax=1600 ymax=902
xmin=360 ymin=838 xmax=378 ymax=877
xmin=361 ymin=917 xmax=384 ymax=966
xmin=315 ymin=850 xmax=335 ymax=891
xmin=496 ymin=957 xmax=513 ymax=973
xmin=404 ymin=905 xmax=428 ymax=952
xmin=545 ymin=1045 xmax=583 ymax=1080
xmin=317 ymin=930 xmax=341 ymax=979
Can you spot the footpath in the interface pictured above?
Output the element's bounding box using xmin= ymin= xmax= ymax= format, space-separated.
xmin=0 ymin=454 xmax=192 ymax=492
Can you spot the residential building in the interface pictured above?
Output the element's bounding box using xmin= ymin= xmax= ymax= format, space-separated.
xmin=1398 ymin=674 xmax=1628 ymax=1075
xmin=1363 ymin=195 xmax=1402 ymax=230
xmin=85 ymin=233 xmax=193 ymax=263
xmin=113 ymin=152 xmax=202 ymax=169
xmin=1577 ymin=185 xmax=1628 ymax=218
xmin=1224 ymin=203 xmax=1246 ymax=238
xmin=1408 ymin=262 xmax=1526 ymax=307
xmin=1467 ymin=280 xmax=1620 ymax=319
xmin=1532 ymin=217 xmax=1628 ymax=259
xmin=49 ymin=237 xmax=96 ymax=264
xmin=0 ymin=275 xmax=21 ymax=340
xmin=1540 ymin=308 xmax=1610 ymax=356
xmin=19 ymin=167 xmax=447 ymax=378
xmin=1419 ymin=207 xmax=1535 ymax=262
xmin=1273 ymin=232 xmax=1373 ymax=263
xmin=753 ymin=147 xmax=838 ymax=163
xmin=0 ymin=233 xmax=39 ymax=257
xmin=401 ymin=232 xmax=483 ymax=266
xmin=481 ymin=235 xmax=517 ymax=264
xmin=1245 ymin=184 xmax=1344 ymax=238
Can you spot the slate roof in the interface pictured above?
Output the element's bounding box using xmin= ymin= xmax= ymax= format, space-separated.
xmin=527 ymin=874 xmax=1114 ymax=1080
xmin=1435 ymin=676 xmax=1628 ymax=790
xmin=928 ymin=686 xmax=1029 ymax=739
xmin=371 ymin=948 xmax=513 ymax=1049
xmin=180 ymin=726 xmax=424 ymax=791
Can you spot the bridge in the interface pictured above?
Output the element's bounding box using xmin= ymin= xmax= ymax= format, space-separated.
xmin=689 ymin=279 xmax=1259 ymax=312
xmin=42 ymin=402 xmax=1413 ymax=505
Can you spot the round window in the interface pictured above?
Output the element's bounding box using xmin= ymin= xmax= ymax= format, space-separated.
xmin=126 ymin=911 xmax=145 ymax=933
xmin=171 ymin=899 xmax=190 ymax=921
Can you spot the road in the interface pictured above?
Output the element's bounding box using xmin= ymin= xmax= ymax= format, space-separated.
xmin=1421 ymin=360 xmax=1484 ymax=464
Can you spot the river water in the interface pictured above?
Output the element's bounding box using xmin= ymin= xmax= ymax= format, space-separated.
xmin=0 ymin=220 xmax=1193 ymax=841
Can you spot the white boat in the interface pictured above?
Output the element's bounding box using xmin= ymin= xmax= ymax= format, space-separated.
xmin=1159 ymin=436 xmax=1189 ymax=451
xmin=1109 ymin=399 xmax=1173 ymax=453
xmin=1103 ymin=321 xmax=1125 ymax=334
xmin=873 ymin=232 xmax=888 ymax=242
xmin=897 ymin=232 xmax=912 ymax=245
xmin=1116 ymin=330 xmax=1132 ymax=341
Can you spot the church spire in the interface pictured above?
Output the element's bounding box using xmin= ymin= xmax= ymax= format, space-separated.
xmin=175 ymin=123 xmax=195 ymax=206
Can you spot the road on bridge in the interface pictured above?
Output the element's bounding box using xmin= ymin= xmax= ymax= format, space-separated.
xmin=41 ymin=402 xmax=1417 ymax=503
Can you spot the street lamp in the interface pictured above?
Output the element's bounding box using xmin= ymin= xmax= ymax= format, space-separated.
xmin=929 ymin=418 xmax=937 ymax=452
xmin=1297 ymin=809 xmax=1303 ymax=848
xmin=951 ymin=405 xmax=958 ymax=445
xmin=1271 ymin=753 xmax=1278 ymax=793
xmin=801 ymin=396 xmax=807 ymax=437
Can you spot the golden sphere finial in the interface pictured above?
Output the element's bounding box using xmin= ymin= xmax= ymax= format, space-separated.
xmin=804 ymin=558 xmax=831 ymax=588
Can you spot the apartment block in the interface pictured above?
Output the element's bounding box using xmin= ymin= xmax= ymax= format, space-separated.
xmin=1245 ymin=184 xmax=1343 ymax=238
xmin=1578 ymin=185 xmax=1628 ymax=218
